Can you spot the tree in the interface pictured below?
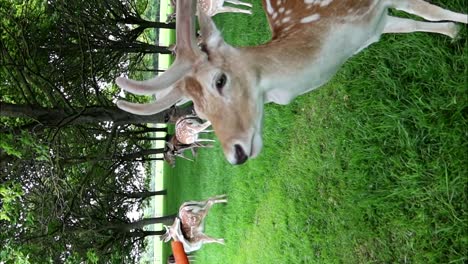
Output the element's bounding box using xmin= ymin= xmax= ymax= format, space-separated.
xmin=1 ymin=0 xmax=186 ymax=262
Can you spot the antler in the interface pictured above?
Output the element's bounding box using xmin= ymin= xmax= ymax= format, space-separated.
xmin=116 ymin=0 xmax=204 ymax=115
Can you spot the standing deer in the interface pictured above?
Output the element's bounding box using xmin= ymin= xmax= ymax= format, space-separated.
xmin=116 ymin=0 xmax=468 ymax=165
xmin=161 ymin=195 xmax=227 ymax=253
xmin=175 ymin=115 xmax=214 ymax=145
xmin=164 ymin=134 xmax=214 ymax=167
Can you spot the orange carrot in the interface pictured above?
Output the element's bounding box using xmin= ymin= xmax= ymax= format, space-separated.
xmin=171 ymin=240 xmax=189 ymax=264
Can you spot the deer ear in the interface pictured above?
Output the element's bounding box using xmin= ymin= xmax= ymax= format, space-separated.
xmin=161 ymin=225 xmax=172 ymax=242
xmin=198 ymin=11 xmax=226 ymax=51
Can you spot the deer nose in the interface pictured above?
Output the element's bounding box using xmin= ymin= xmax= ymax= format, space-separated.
xmin=234 ymin=144 xmax=248 ymax=165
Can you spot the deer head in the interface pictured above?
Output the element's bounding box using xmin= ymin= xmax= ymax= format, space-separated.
xmin=116 ymin=0 xmax=468 ymax=165
xmin=116 ymin=0 xmax=263 ymax=164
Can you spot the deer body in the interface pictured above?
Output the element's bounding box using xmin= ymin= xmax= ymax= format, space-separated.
xmin=116 ymin=0 xmax=468 ymax=164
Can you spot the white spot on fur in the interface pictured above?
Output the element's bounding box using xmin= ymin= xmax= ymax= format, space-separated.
xmin=301 ymin=13 xmax=320 ymax=23
xmin=279 ymin=7 xmax=285 ymax=13
xmin=320 ymin=0 xmax=333 ymax=6
xmin=304 ymin=0 xmax=333 ymax=6
xmin=266 ymin=0 xmax=274 ymax=14
xmin=282 ymin=17 xmax=291 ymax=23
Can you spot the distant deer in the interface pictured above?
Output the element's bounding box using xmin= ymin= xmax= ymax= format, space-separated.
xmin=117 ymin=0 xmax=468 ymax=165
xmin=161 ymin=195 xmax=227 ymax=253
xmin=164 ymin=135 xmax=214 ymax=167
xmin=175 ymin=115 xmax=214 ymax=145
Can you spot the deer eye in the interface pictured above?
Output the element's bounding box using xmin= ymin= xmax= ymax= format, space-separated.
xmin=215 ymin=73 xmax=227 ymax=94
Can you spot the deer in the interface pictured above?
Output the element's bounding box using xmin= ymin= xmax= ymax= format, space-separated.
xmin=175 ymin=115 xmax=214 ymax=145
xmin=115 ymin=0 xmax=468 ymax=165
xmin=161 ymin=194 xmax=227 ymax=253
xmin=164 ymin=134 xmax=214 ymax=167
xmin=167 ymin=0 xmax=252 ymax=22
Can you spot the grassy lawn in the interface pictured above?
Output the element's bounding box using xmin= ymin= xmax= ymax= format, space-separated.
xmin=162 ymin=0 xmax=467 ymax=263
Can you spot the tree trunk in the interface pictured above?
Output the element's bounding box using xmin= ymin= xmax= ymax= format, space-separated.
xmin=123 ymin=190 xmax=167 ymax=199
xmin=128 ymin=230 xmax=167 ymax=238
xmin=119 ymin=127 xmax=169 ymax=137
xmin=119 ymin=15 xmax=176 ymax=29
xmin=117 ymin=215 xmax=177 ymax=231
xmin=118 ymin=148 xmax=165 ymax=161
xmin=0 ymin=103 xmax=193 ymax=126
xmin=109 ymin=42 xmax=172 ymax=54
xmin=134 ymin=137 xmax=168 ymax=141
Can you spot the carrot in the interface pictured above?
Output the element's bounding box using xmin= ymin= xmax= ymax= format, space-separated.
xmin=171 ymin=240 xmax=189 ymax=264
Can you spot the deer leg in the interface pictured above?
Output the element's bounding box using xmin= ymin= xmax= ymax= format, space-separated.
xmin=196 ymin=144 xmax=214 ymax=148
xmin=196 ymin=195 xmax=226 ymax=216
xmin=383 ymin=16 xmax=460 ymax=38
xmin=176 ymin=153 xmax=194 ymax=162
xmin=209 ymin=194 xmax=228 ymax=203
xmin=192 ymin=120 xmax=212 ymax=133
xmin=389 ymin=0 xmax=467 ymax=24
xmin=181 ymin=195 xmax=227 ymax=215
xmin=225 ymin=0 xmax=252 ymax=8
xmin=195 ymin=138 xmax=215 ymax=143
xmin=191 ymin=147 xmax=198 ymax=158
xmin=194 ymin=142 xmax=214 ymax=148
xmin=197 ymin=233 xmax=225 ymax=245
xmin=215 ymin=6 xmax=252 ymax=15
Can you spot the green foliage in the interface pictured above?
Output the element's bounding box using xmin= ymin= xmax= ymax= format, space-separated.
xmin=0 ymin=134 xmax=23 ymax=159
xmin=0 ymin=131 xmax=50 ymax=161
xmin=0 ymin=243 xmax=31 ymax=264
xmin=86 ymin=249 xmax=100 ymax=264
xmin=163 ymin=0 xmax=467 ymax=263
xmin=1 ymin=0 xmax=164 ymax=262
xmin=0 ymin=182 xmax=22 ymax=223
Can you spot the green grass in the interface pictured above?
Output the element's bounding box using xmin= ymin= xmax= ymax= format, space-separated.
xmin=162 ymin=0 xmax=467 ymax=263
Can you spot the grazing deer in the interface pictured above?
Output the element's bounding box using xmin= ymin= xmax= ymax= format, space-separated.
xmin=116 ymin=0 xmax=468 ymax=165
xmin=167 ymin=0 xmax=252 ymax=22
xmin=175 ymin=115 xmax=214 ymax=145
xmin=161 ymin=195 xmax=227 ymax=253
